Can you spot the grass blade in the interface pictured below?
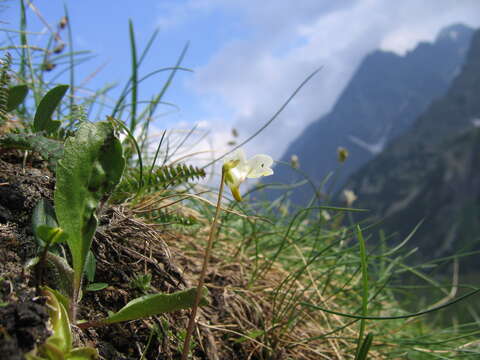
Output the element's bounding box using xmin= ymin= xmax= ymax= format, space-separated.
xmin=64 ymin=5 xmax=76 ymax=118
xmin=355 ymin=225 xmax=369 ymax=358
xmin=128 ymin=19 xmax=138 ymax=132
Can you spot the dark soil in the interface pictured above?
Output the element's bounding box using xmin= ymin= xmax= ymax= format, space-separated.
xmin=0 ymin=150 xmax=55 ymax=360
xmin=0 ymin=300 xmax=50 ymax=360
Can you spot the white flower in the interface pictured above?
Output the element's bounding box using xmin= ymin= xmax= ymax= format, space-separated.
xmin=290 ymin=154 xmax=300 ymax=169
xmin=321 ymin=210 xmax=331 ymax=221
xmin=223 ymin=149 xmax=273 ymax=201
xmin=343 ymin=189 xmax=357 ymax=207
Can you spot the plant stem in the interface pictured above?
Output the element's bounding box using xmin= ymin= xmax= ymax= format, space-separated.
xmin=181 ymin=170 xmax=226 ymax=359
xmin=35 ymin=242 xmax=50 ymax=295
xmin=76 ymin=319 xmax=106 ymax=329
xmin=70 ymin=281 xmax=79 ymax=321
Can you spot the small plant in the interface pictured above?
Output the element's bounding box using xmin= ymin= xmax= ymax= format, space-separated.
xmin=25 ymin=287 xmax=97 ymax=360
xmin=130 ymin=272 xmax=152 ymax=293
xmin=181 ymin=148 xmax=274 ymax=359
xmin=0 ymin=84 xmax=67 ymax=170
xmin=29 ymin=119 xmax=208 ymax=358
xmin=54 ymin=120 xmax=125 ymax=311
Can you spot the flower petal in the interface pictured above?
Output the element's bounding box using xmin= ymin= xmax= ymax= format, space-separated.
xmin=246 ymin=154 xmax=274 ymax=178
xmin=224 ymin=148 xmax=246 ymax=165
xmin=228 ymin=166 xmax=248 ymax=185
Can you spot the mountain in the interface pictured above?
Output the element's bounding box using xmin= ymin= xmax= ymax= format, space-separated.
xmin=264 ymin=24 xmax=474 ymax=206
xmin=342 ymin=28 xmax=480 ymax=269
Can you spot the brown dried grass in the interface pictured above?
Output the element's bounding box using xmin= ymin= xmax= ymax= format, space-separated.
xmin=84 ymin=202 xmax=387 ymax=359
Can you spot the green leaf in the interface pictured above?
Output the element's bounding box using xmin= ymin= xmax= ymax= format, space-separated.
xmin=7 ymin=84 xmax=28 ymax=112
xmin=233 ymin=329 xmax=264 ymax=343
xmin=67 ymin=347 xmax=99 ymax=360
xmin=32 ymin=199 xmax=58 ymax=248
xmin=43 ymin=340 xmax=67 ymax=360
xmin=36 ymin=225 xmax=68 ymax=248
xmin=44 ymin=253 xmax=75 ymax=299
xmin=25 ymin=256 xmax=40 ymax=269
xmin=33 ymin=84 xmax=69 ymax=133
xmin=85 ymin=283 xmax=108 ymax=292
xmin=45 ymin=287 xmax=71 ymax=315
xmin=55 ymin=121 xmax=125 ymax=300
xmin=25 ymin=353 xmax=45 ymax=360
xmin=30 ymin=288 xmax=98 ymax=360
xmin=355 ymin=333 xmax=374 ymax=360
xmin=105 ymin=287 xmax=208 ymax=324
xmin=42 ymin=287 xmax=73 ymax=355
xmin=84 ymin=251 xmax=96 ymax=282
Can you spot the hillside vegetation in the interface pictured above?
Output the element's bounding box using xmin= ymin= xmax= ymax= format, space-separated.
xmin=1 ymin=3 xmax=480 ymax=360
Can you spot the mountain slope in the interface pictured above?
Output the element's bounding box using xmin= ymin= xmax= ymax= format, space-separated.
xmin=265 ymin=24 xmax=474 ymax=206
xmin=342 ymin=28 xmax=480 ymax=268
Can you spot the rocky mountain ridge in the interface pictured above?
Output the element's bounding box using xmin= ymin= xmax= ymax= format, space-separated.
xmin=342 ymin=27 xmax=480 ymax=269
xmin=264 ymin=24 xmax=474 ymax=206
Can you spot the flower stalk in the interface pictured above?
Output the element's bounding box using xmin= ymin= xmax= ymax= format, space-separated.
xmin=181 ymin=169 xmax=227 ymax=359
xmin=181 ymin=149 xmax=273 ymax=359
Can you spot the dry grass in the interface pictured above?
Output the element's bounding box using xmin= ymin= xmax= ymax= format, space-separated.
xmin=83 ymin=201 xmax=388 ymax=359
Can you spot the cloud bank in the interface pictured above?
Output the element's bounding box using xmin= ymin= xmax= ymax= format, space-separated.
xmin=158 ymin=0 xmax=480 ymax=162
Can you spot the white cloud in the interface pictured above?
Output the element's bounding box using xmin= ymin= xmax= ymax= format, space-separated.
xmin=156 ymin=0 xmax=226 ymax=30
xmin=379 ymin=1 xmax=480 ymax=54
xmin=160 ymin=0 xmax=480 ymax=162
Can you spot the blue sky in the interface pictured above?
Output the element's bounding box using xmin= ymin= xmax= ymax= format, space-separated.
xmin=3 ymin=0 xmax=480 ymax=163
